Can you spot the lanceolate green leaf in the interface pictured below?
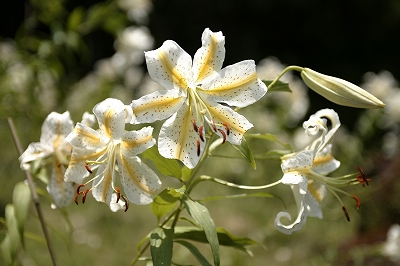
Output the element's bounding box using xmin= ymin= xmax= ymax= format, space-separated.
xmin=143 ymin=146 xmax=182 ymax=178
xmin=174 ymin=226 xmax=261 ymax=256
xmin=233 ymin=137 xmax=256 ymax=169
xmin=150 ymin=228 xmax=173 ymax=266
xmin=4 ymin=204 xmax=20 ymax=263
xmin=151 ymin=188 xmax=180 ymax=221
xmin=175 ymin=240 xmax=212 ymax=266
xmin=12 ymin=181 xmax=32 ymax=247
xmin=262 ymin=80 xmax=292 ymax=93
xmin=184 ymin=199 xmax=220 ymax=266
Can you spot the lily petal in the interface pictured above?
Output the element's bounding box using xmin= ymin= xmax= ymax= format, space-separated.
xmin=192 ymin=28 xmax=225 ymax=83
xmin=118 ymin=155 xmax=161 ymax=205
xmin=93 ymin=98 xmax=128 ymax=140
xmin=64 ymin=146 xmax=105 ymax=183
xmin=47 ymin=158 xmax=75 ymax=208
xmin=145 ymin=40 xmax=194 ymax=92
xmin=158 ymin=101 xmax=205 ymax=169
xmin=19 ymin=142 xmax=52 ymax=170
xmin=312 ymin=144 xmax=340 ymax=175
xmin=91 ymin=163 xmax=114 ymax=205
xmin=305 ymin=180 xmax=326 ymax=218
xmin=203 ymin=99 xmax=253 ymax=145
xmin=200 ymin=60 xmax=267 ymax=108
xmin=66 ymin=122 xmax=107 ymax=150
xmin=40 ymin=111 xmax=74 ymax=149
xmin=130 ymin=90 xmax=185 ymax=124
xmin=275 ymin=184 xmax=308 ymax=235
xmin=121 ymin=126 xmax=156 ymax=157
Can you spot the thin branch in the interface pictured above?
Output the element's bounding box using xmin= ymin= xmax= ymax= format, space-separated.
xmin=7 ymin=117 xmax=58 ymax=266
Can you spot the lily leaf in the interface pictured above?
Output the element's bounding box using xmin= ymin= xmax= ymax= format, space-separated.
xmin=233 ymin=137 xmax=256 ymax=169
xmin=143 ymin=146 xmax=182 ymax=178
xmin=262 ymin=80 xmax=292 ymax=93
xmin=150 ymin=227 xmax=173 ymax=266
xmin=184 ymin=199 xmax=220 ymax=266
xmin=174 ymin=226 xmax=261 ymax=256
xmin=175 ymin=240 xmax=212 ymax=266
xmin=151 ymin=188 xmax=180 ymax=221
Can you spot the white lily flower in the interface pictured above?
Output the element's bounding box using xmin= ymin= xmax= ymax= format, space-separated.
xmin=130 ymin=28 xmax=267 ymax=168
xmin=65 ymin=98 xmax=162 ymax=209
xmin=275 ymin=109 xmax=365 ymax=234
xmin=19 ymin=111 xmax=76 ymax=208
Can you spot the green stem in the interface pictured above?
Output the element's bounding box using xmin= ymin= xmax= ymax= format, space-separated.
xmin=267 ymin=65 xmax=304 ymax=90
xmin=7 ymin=118 xmax=58 ymax=266
xmin=129 ymin=241 xmax=150 ymax=266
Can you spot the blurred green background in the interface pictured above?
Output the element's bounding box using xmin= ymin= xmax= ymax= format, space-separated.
xmin=1 ymin=0 xmax=400 ymax=265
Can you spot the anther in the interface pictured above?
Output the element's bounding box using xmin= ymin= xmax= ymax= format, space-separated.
xmin=351 ymin=195 xmax=361 ymax=209
xmin=217 ymin=129 xmax=226 ymax=144
xmin=223 ymin=122 xmax=230 ymax=136
xmin=192 ymin=120 xmax=198 ymax=132
xmin=85 ymin=163 xmax=93 ymax=174
xmin=198 ymin=126 xmax=205 ymax=142
xmin=121 ymin=195 xmax=129 ymax=212
xmin=211 ymin=120 xmax=217 ymax=132
xmin=82 ymin=188 xmax=90 ymax=204
xmin=196 ymin=139 xmax=201 ymax=156
xmin=356 ymin=166 xmax=369 ymax=186
xmin=342 ymin=206 xmax=350 ymax=222
xmin=76 ymin=184 xmax=85 ymax=194
xmin=115 ymin=187 xmax=121 ymax=203
xmin=74 ymin=193 xmax=80 ymax=205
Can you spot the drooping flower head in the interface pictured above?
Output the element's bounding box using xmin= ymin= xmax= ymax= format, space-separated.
xmin=19 ymin=111 xmax=76 ymax=208
xmin=65 ymin=98 xmax=161 ymax=210
xmin=275 ymin=109 xmax=368 ymax=234
xmin=130 ymin=28 xmax=267 ymax=168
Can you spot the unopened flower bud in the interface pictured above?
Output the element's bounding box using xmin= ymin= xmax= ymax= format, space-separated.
xmin=301 ymin=68 xmax=385 ymax=109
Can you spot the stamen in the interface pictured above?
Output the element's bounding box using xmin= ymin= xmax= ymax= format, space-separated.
xmin=198 ymin=126 xmax=205 ymax=142
xmin=74 ymin=193 xmax=80 ymax=205
xmin=115 ymin=187 xmax=121 ymax=203
xmin=121 ymin=195 xmax=129 ymax=212
xmin=82 ymin=188 xmax=91 ymax=204
xmin=85 ymin=163 xmax=93 ymax=174
xmin=217 ymin=129 xmax=226 ymax=144
xmin=342 ymin=206 xmax=350 ymax=222
xmin=196 ymin=139 xmax=201 ymax=156
xmin=223 ymin=122 xmax=230 ymax=136
xmin=211 ymin=120 xmax=217 ymax=132
xmin=192 ymin=119 xmax=198 ymax=132
xmin=351 ymin=195 xmax=361 ymax=209
xmin=76 ymin=184 xmax=85 ymax=194
xmin=356 ymin=166 xmax=369 ymax=186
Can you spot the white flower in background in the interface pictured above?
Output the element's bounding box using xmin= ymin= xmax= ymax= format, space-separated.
xmin=65 ymin=98 xmax=161 ymax=209
xmin=131 ymin=28 xmax=267 ymax=168
xmin=275 ymin=109 xmax=367 ymax=234
xmin=382 ymin=224 xmax=400 ymax=262
xmin=19 ymin=111 xmax=76 ymax=208
xmin=117 ymin=0 xmax=153 ymax=23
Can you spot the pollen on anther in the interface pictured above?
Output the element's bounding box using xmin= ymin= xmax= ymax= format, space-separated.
xmin=82 ymin=188 xmax=91 ymax=204
xmin=223 ymin=122 xmax=230 ymax=136
xmin=115 ymin=187 xmax=121 ymax=203
xmin=196 ymin=139 xmax=201 ymax=156
xmin=218 ymin=129 xmax=226 ymax=144
xmin=351 ymin=195 xmax=361 ymax=209
xmin=198 ymin=126 xmax=204 ymax=142
xmin=85 ymin=163 xmax=93 ymax=174
xmin=192 ymin=119 xmax=198 ymax=132
xmin=342 ymin=206 xmax=350 ymax=222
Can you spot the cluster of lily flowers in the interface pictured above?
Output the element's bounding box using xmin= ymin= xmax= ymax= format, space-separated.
xmin=19 ymin=28 xmax=383 ymax=234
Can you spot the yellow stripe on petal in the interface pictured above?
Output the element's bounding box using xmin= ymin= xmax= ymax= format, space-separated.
xmin=208 ymin=72 xmax=257 ymax=92
xmin=101 ymin=168 xmax=113 ymax=202
xmin=120 ymin=155 xmax=153 ymax=194
xmin=158 ymin=50 xmax=190 ymax=90
xmin=122 ymin=134 xmax=153 ymax=151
